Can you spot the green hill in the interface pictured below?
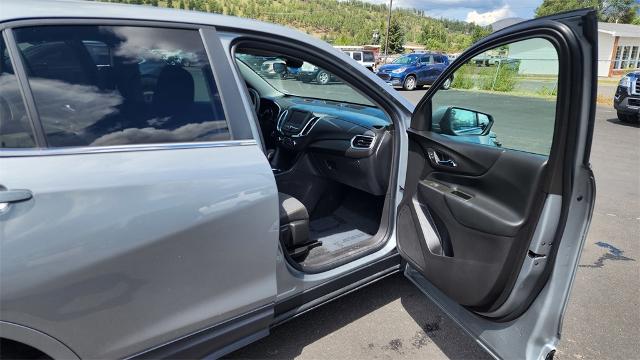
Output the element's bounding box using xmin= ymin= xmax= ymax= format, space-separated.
xmin=107 ymin=0 xmax=490 ymax=52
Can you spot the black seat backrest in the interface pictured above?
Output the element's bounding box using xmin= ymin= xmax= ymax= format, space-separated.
xmin=152 ymin=65 xmax=194 ymax=118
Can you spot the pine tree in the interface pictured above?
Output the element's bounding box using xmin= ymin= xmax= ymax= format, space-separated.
xmin=380 ymin=17 xmax=405 ymax=54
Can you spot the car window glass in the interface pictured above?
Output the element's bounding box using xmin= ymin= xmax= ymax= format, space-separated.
xmin=431 ymin=37 xmax=559 ymax=156
xmin=0 ymin=35 xmax=34 ymax=148
xmin=435 ymin=56 xmax=444 ymax=64
xmin=393 ymin=55 xmax=419 ymax=65
xmin=353 ymin=52 xmax=362 ymax=61
xmin=13 ymin=25 xmax=229 ymax=148
xmin=363 ymin=52 xmax=375 ymax=62
xmin=420 ymin=56 xmax=431 ymax=64
xmin=235 ymin=52 xmax=373 ymax=106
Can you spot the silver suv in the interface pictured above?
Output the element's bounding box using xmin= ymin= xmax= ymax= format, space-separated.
xmin=0 ymin=2 xmax=597 ymax=359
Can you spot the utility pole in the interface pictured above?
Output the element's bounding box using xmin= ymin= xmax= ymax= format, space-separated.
xmin=383 ymin=0 xmax=393 ymax=64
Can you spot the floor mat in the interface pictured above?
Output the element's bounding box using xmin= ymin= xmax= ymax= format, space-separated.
xmin=310 ymin=214 xmax=371 ymax=252
xmin=299 ymin=190 xmax=383 ymax=267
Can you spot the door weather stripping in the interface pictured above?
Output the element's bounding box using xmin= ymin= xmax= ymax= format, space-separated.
xmin=478 ymin=194 xmax=562 ymax=318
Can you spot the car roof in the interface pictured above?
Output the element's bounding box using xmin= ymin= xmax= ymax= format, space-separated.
xmin=1 ymin=0 xmax=316 ymax=45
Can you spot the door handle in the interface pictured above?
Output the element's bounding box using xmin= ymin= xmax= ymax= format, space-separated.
xmin=0 ymin=189 xmax=33 ymax=204
xmin=436 ymin=159 xmax=457 ymax=167
xmin=427 ymin=148 xmax=457 ymax=168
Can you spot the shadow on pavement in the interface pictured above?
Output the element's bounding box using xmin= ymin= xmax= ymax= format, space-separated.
xmin=225 ymin=273 xmax=489 ymax=359
xmin=606 ymin=117 xmax=640 ymax=128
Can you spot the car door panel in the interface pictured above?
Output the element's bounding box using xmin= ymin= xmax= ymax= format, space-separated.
xmin=400 ymin=130 xmax=547 ymax=307
xmin=0 ymin=145 xmax=278 ymax=359
xmin=397 ymin=9 xmax=597 ymax=359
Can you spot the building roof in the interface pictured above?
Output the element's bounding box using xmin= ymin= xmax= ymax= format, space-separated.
xmin=598 ymin=22 xmax=640 ymax=38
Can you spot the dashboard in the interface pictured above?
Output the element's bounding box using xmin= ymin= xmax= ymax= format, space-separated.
xmin=257 ymin=95 xmax=393 ymax=196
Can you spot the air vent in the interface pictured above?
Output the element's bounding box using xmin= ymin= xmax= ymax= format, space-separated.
xmin=351 ymin=135 xmax=375 ymax=149
xmin=299 ymin=117 xmax=319 ymax=136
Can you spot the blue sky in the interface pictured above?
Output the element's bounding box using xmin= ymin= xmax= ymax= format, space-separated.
xmin=361 ymin=0 xmax=543 ymax=25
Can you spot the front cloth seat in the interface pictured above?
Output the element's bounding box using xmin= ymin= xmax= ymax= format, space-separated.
xmin=278 ymin=193 xmax=310 ymax=251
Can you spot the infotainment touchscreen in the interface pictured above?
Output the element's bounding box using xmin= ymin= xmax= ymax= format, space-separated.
xmin=288 ymin=110 xmax=308 ymax=128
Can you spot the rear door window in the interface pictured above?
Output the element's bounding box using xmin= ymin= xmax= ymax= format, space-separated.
xmin=353 ymin=52 xmax=362 ymax=61
xmin=0 ymin=35 xmax=34 ymax=148
xmin=13 ymin=25 xmax=229 ymax=147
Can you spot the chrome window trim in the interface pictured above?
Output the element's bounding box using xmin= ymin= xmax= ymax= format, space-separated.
xmin=0 ymin=140 xmax=257 ymax=157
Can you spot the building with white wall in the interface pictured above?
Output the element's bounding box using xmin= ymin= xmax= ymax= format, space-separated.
xmin=493 ymin=19 xmax=640 ymax=77
xmin=598 ymin=22 xmax=640 ymax=77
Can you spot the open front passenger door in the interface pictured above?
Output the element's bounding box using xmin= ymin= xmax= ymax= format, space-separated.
xmin=397 ymin=10 xmax=597 ymax=360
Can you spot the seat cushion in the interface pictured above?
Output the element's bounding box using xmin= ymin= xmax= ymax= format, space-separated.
xmin=279 ymin=192 xmax=308 ymax=224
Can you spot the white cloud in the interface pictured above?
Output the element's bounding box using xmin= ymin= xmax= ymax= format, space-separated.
xmin=344 ymin=0 xmax=539 ymax=21
xmin=465 ymin=5 xmax=516 ymax=26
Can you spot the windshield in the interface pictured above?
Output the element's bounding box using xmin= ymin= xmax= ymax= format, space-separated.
xmin=235 ymin=53 xmax=373 ymax=106
xmin=393 ymin=55 xmax=419 ymax=65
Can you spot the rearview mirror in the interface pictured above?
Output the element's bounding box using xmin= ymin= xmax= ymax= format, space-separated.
xmin=272 ymin=62 xmax=287 ymax=73
xmin=439 ymin=107 xmax=493 ymax=136
xmin=285 ymin=58 xmax=304 ymax=69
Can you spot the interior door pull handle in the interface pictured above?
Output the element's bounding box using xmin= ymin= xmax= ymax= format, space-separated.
xmin=437 ymin=159 xmax=457 ymax=167
xmin=427 ymin=148 xmax=457 ymax=168
xmin=0 ymin=189 xmax=33 ymax=203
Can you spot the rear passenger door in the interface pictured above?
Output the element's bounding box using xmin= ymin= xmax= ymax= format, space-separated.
xmin=0 ymin=23 xmax=277 ymax=359
xmin=417 ymin=55 xmax=432 ymax=85
xmin=433 ymin=55 xmax=447 ymax=77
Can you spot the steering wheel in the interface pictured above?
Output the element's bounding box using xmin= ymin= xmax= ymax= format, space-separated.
xmin=247 ymin=88 xmax=260 ymax=115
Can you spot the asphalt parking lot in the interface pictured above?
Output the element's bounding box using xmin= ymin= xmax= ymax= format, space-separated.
xmin=228 ymin=87 xmax=640 ymax=360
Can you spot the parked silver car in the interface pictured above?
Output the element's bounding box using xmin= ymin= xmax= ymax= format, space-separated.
xmin=0 ymin=2 xmax=597 ymax=359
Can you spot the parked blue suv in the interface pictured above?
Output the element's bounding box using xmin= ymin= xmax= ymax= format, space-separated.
xmin=376 ymin=53 xmax=451 ymax=91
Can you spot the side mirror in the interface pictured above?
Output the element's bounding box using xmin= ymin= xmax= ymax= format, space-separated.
xmin=439 ymin=106 xmax=493 ymax=136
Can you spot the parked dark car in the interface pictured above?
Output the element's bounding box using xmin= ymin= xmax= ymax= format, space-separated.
xmin=614 ymin=71 xmax=640 ymax=122
xmin=297 ymin=61 xmax=337 ymax=85
xmin=375 ymin=52 xmax=450 ymax=90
